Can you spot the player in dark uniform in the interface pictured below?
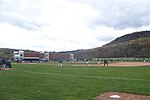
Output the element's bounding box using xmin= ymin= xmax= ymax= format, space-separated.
xmin=58 ymin=60 xmax=62 ymax=66
xmin=104 ymin=59 xmax=108 ymax=66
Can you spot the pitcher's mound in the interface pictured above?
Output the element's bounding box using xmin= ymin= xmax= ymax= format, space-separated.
xmin=95 ymin=92 xmax=150 ymax=100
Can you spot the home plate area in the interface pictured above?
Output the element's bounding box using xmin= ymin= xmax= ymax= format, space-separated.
xmin=95 ymin=92 xmax=150 ymax=100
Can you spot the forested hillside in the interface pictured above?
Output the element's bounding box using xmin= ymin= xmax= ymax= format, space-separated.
xmin=95 ymin=31 xmax=150 ymax=58
xmin=0 ymin=48 xmax=16 ymax=58
xmin=73 ymin=31 xmax=150 ymax=59
xmin=106 ymin=31 xmax=150 ymax=45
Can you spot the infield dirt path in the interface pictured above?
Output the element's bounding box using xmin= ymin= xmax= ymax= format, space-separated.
xmin=74 ymin=62 xmax=150 ymax=67
xmin=106 ymin=62 xmax=150 ymax=67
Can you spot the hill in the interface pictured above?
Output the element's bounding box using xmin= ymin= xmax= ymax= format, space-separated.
xmin=72 ymin=31 xmax=150 ymax=59
xmin=95 ymin=31 xmax=150 ymax=58
xmin=106 ymin=31 xmax=150 ymax=45
xmin=0 ymin=48 xmax=16 ymax=58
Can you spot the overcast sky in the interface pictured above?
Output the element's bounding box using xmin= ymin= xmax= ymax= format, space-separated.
xmin=0 ymin=0 xmax=150 ymax=52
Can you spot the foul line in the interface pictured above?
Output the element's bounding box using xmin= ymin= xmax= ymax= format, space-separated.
xmin=15 ymin=70 xmax=150 ymax=82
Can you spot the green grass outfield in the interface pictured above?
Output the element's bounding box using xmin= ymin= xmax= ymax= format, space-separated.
xmin=0 ymin=63 xmax=150 ymax=100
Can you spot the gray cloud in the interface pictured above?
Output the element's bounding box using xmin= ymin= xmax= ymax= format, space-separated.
xmin=0 ymin=0 xmax=43 ymax=30
xmin=1 ymin=0 xmax=150 ymax=30
xmin=96 ymin=36 xmax=115 ymax=42
xmin=0 ymin=15 xmax=42 ymax=30
xmin=71 ymin=0 xmax=150 ymax=29
xmin=40 ymin=35 xmax=57 ymax=41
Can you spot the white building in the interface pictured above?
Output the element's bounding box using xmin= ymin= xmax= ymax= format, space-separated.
xmin=13 ymin=50 xmax=24 ymax=60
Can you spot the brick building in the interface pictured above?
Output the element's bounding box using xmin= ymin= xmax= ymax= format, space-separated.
xmin=13 ymin=51 xmax=72 ymax=62
xmin=49 ymin=52 xmax=70 ymax=61
xmin=13 ymin=51 xmax=49 ymax=62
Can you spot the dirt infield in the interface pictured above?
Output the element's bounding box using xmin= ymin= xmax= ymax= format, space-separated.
xmin=95 ymin=92 xmax=150 ymax=100
xmin=0 ymin=68 xmax=13 ymax=70
xmin=105 ymin=62 xmax=150 ymax=67
xmin=74 ymin=62 xmax=150 ymax=67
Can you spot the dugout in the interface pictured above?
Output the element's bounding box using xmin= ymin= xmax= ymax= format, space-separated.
xmin=23 ymin=57 xmax=40 ymax=62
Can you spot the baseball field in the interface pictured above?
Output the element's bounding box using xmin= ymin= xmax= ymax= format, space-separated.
xmin=0 ymin=62 xmax=150 ymax=100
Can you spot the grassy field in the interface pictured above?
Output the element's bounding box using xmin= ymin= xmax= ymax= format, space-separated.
xmin=0 ymin=62 xmax=150 ymax=100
